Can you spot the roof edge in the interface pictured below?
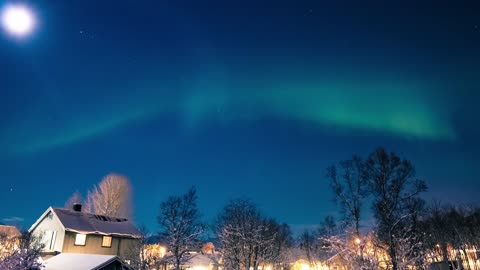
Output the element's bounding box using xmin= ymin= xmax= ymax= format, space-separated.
xmin=64 ymin=228 xmax=142 ymax=239
xmin=28 ymin=207 xmax=66 ymax=233
xmin=92 ymin=255 xmax=132 ymax=270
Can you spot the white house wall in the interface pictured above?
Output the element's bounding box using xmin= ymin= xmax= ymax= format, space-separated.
xmin=31 ymin=210 xmax=65 ymax=253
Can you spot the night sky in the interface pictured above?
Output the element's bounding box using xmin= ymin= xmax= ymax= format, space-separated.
xmin=1 ymin=0 xmax=479 ymax=232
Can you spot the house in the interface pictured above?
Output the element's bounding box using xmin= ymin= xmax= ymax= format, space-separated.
xmin=42 ymin=253 xmax=133 ymax=270
xmin=28 ymin=204 xmax=142 ymax=261
xmin=323 ymin=253 xmax=349 ymax=270
xmin=0 ymin=225 xmax=21 ymax=238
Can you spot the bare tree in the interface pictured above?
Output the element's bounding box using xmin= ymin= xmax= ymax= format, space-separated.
xmin=123 ymin=225 xmax=152 ymax=270
xmin=85 ymin=173 xmax=133 ymax=219
xmin=318 ymin=215 xmax=338 ymax=238
xmin=326 ymin=155 xmax=368 ymax=235
xmin=0 ymin=232 xmax=19 ymax=262
xmin=0 ymin=231 xmax=45 ymax=270
xmin=316 ymin=215 xmax=339 ymax=262
xmin=364 ymin=147 xmax=427 ymax=270
xmin=299 ymin=230 xmax=319 ymax=266
xmin=261 ymin=219 xmax=292 ymax=270
xmin=158 ymin=187 xmax=204 ymax=270
xmin=216 ymin=199 xmax=283 ymax=270
xmin=318 ymin=228 xmax=385 ymax=270
xmin=64 ymin=191 xmax=83 ymax=210
xmin=394 ymin=222 xmax=429 ymax=270
xmin=421 ymin=201 xmax=451 ymax=263
xmin=271 ymin=223 xmax=293 ymax=270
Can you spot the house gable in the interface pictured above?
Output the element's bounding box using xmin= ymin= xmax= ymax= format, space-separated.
xmin=29 ymin=207 xmax=66 ymax=253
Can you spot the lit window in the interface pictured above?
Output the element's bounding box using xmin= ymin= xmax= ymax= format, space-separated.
xmin=102 ymin=236 xmax=112 ymax=247
xmin=75 ymin=234 xmax=86 ymax=246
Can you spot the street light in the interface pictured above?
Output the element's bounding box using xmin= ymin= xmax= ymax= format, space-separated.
xmin=355 ymin=238 xmax=361 ymax=245
xmin=354 ymin=237 xmax=363 ymax=259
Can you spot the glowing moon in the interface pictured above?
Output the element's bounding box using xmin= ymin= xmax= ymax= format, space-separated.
xmin=1 ymin=4 xmax=35 ymax=37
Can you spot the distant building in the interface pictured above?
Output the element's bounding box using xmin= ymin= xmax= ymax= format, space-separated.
xmin=28 ymin=204 xmax=142 ymax=262
xmin=201 ymin=242 xmax=215 ymax=254
xmin=324 ymin=254 xmax=348 ymax=270
xmin=181 ymin=252 xmax=221 ymax=270
xmin=0 ymin=225 xmax=21 ymax=238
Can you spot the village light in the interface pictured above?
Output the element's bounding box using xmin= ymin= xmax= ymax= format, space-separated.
xmin=301 ymin=263 xmax=310 ymax=270
xmin=355 ymin=238 xmax=361 ymax=245
xmin=159 ymin=246 xmax=166 ymax=257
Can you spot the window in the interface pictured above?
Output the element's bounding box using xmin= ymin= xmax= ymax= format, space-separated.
xmin=44 ymin=230 xmax=57 ymax=250
xmin=49 ymin=231 xmax=57 ymax=250
xmin=74 ymin=234 xmax=86 ymax=246
xmin=102 ymin=236 xmax=112 ymax=248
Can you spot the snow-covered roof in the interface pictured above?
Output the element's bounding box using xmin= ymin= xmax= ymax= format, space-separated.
xmin=0 ymin=225 xmax=21 ymax=238
xmin=42 ymin=253 xmax=131 ymax=270
xmin=29 ymin=207 xmax=141 ymax=238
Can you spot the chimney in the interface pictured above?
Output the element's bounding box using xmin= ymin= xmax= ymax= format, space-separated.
xmin=73 ymin=203 xmax=82 ymax=212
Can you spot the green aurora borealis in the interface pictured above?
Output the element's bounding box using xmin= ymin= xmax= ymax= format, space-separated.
xmin=1 ymin=72 xmax=454 ymax=156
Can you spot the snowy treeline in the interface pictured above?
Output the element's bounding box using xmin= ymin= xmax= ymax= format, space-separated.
xmin=2 ymin=148 xmax=480 ymax=270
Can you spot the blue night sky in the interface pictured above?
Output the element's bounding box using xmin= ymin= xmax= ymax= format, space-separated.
xmin=1 ymin=0 xmax=479 ymax=232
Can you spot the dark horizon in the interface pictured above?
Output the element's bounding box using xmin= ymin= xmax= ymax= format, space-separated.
xmin=1 ymin=0 xmax=479 ymax=233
